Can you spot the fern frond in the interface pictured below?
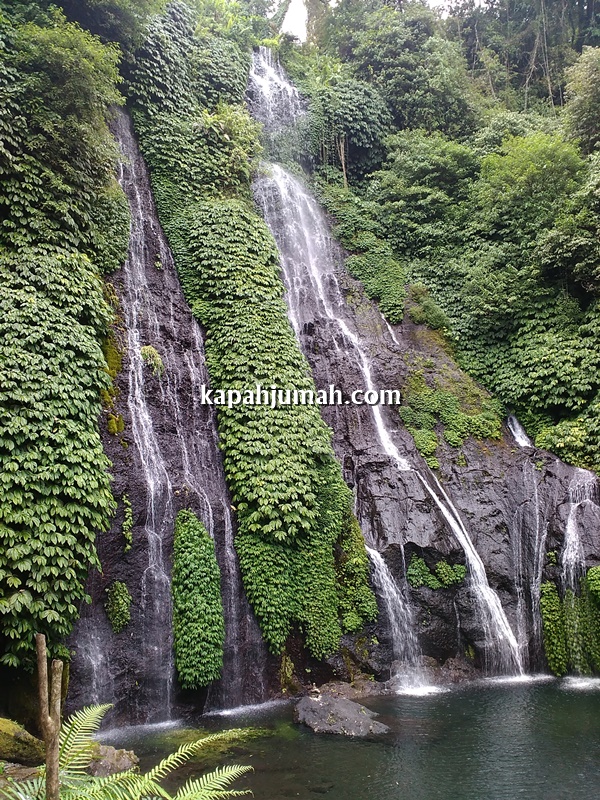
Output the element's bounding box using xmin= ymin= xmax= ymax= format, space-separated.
xmin=174 ymin=765 xmax=253 ymax=800
xmin=143 ymin=729 xmax=243 ymax=786
xmin=59 ymin=704 xmax=113 ymax=772
xmin=0 ymin=776 xmax=44 ymax=800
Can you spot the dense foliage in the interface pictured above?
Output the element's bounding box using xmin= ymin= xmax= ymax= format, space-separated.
xmin=128 ymin=0 xmax=377 ymax=658
xmin=0 ymin=7 xmax=128 ymax=666
xmin=407 ymin=554 xmax=466 ymax=590
xmin=172 ymin=510 xmax=225 ymax=689
xmin=540 ymin=574 xmax=600 ymax=676
xmin=104 ymin=580 xmax=131 ymax=633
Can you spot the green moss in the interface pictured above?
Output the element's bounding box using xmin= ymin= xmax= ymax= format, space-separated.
xmin=0 ymin=718 xmax=45 ymax=766
xmin=105 ymin=581 xmax=132 ymax=634
xmin=107 ymin=413 xmax=125 ymax=435
xmin=540 ymin=581 xmax=568 ymax=676
xmin=400 ymin=369 xmax=502 ymax=465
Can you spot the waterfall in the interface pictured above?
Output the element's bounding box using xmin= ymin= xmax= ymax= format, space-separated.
xmin=561 ymin=469 xmax=598 ymax=593
xmin=367 ymin=548 xmax=426 ymax=689
xmin=70 ymin=111 xmax=267 ymax=719
xmin=508 ymin=415 xmax=533 ymax=448
xmin=249 ymin=48 xmax=523 ymax=676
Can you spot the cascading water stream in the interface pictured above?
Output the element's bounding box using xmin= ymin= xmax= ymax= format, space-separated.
xmin=561 ymin=469 xmax=598 ymax=593
xmin=249 ymin=48 xmax=523 ymax=677
xmin=71 ymin=111 xmax=267 ymax=719
xmin=508 ymin=415 xmax=534 ymax=448
xmin=367 ymin=548 xmax=428 ymax=690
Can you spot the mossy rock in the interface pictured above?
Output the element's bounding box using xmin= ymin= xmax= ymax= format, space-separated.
xmin=0 ymin=718 xmax=45 ymax=766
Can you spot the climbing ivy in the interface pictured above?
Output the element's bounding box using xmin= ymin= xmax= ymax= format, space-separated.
xmin=0 ymin=7 xmax=128 ymax=667
xmin=105 ymin=581 xmax=132 ymax=633
xmin=171 ymin=510 xmax=225 ymax=689
xmin=540 ymin=576 xmax=600 ymax=677
xmin=540 ymin=581 xmax=568 ymax=676
xmin=0 ymin=249 xmax=116 ymax=666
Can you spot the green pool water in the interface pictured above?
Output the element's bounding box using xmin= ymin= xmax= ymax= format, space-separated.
xmin=103 ymin=677 xmax=600 ymax=800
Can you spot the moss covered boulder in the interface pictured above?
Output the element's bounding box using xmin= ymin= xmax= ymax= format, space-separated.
xmin=0 ymin=718 xmax=44 ymax=766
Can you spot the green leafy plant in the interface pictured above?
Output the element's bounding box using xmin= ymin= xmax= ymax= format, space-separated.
xmin=1 ymin=704 xmax=252 ymax=800
xmin=121 ymin=494 xmax=133 ymax=553
xmin=172 ymin=510 xmax=225 ymax=689
xmin=140 ymin=345 xmax=164 ymax=377
xmin=104 ymin=581 xmax=132 ymax=634
xmin=540 ymin=581 xmax=568 ymax=676
xmin=407 ymin=554 xmax=466 ymax=589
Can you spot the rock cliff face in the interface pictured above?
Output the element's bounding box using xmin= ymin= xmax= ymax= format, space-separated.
xmin=69 ymin=112 xmax=600 ymax=719
xmin=300 ymin=264 xmax=599 ymax=675
xmin=67 ymin=113 xmax=269 ymax=723
xmin=252 ymin=153 xmax=600 ymax=679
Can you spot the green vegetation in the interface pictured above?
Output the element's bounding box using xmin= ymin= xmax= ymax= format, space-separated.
xmin=172 ymin=510 xmax=225 ymax=689
xmin=540 ymin=572 xmax=600 ymax=676
xmin=275 ymin=0 xmax=600 ymax=474
xmin=400 ymin=371 xmax=502 ymax=469
xmin=0 ymin=4 xmax=129 ymax=668
xmin=540 ymin=582 xmax=568 ymax=676
xmin=104 ymin=581 xmax=132 ymax=634
xmin=407 ymin=554 xmax=466 ymax=590
xmin=128 ymin=0 xmax=377 ymax=658
xmin=121 ymin=494 xmax=133 ymax=553
xmin=140 ymin=345 xmax=164 ymax=377
xmin=2 ymin=703 xmax=252 ymax=800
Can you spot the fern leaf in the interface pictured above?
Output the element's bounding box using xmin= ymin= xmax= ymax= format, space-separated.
xmin=144 ymin=730 xmax=245 ymax=785
xmin=59 ymin=704 xmax=112 ymax=772
xmin=174 ymin=765 xmax=253 ymax=800
xmin=0 ymin=776 xmax=45 ymax=800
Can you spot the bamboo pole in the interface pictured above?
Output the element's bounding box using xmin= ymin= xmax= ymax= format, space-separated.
xmin=36 ymin=633 xmax=63 ymax=800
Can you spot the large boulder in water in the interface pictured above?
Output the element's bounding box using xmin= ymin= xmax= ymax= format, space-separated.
xmin=294 ymin=694 xmax=389 ymax=736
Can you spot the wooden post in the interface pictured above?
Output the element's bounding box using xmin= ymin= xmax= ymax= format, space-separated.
xmin=36 ymin=633 xmax=63 ymax=800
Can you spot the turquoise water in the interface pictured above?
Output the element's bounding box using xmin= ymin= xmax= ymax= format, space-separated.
xmin=105 ymin=678 xmax=600 ymax=800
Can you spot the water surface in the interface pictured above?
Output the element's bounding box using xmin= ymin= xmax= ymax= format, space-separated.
xmin=106 ymin=680 xmax=600 ymax=800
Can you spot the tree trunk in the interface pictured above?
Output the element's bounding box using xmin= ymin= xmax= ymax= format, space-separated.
xmin=36 ymin=633 xmax=63 ymax=800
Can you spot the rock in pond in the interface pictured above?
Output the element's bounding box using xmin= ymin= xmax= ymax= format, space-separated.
xmin=294 ymin=694 xmax=389 ymax=736
xmin=87 ymin=744 xmax=139 ymax=777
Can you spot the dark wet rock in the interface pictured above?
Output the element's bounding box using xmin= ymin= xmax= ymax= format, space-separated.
xmin=87 ymin=744 xmax=139 ymax=777
xmin=319 ymin=678 xmax=386 ymax=700
xmin=294 ymin=695 xmax=389 ymax=736
xmin=0 ymin=762 xmax=41 ymax=789
xmin=441 ymin=657 xmax=479 ymax=683
xmin=0 ymin=719 xmax=44 ymax=766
